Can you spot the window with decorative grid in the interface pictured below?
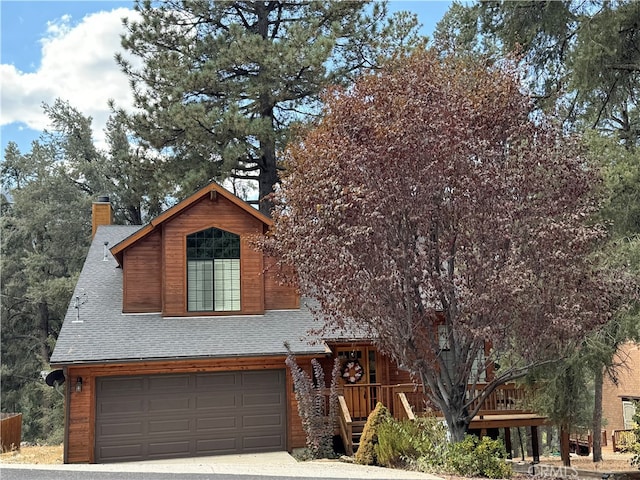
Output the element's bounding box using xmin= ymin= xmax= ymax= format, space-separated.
xmin=186 ymin=227 xmax=240 ymax=312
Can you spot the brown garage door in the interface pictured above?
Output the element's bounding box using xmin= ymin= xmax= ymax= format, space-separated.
xmin=95 ymin=370 xmax=286 ymax=463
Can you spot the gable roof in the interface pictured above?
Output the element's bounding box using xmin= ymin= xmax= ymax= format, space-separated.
xmin=110 ymin=182 xmax=273 ymax=266
xmin=50 ymin=225 xmax=329 ymax=366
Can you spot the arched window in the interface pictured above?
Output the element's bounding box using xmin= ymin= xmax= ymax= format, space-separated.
xmin=187 ymin=227 xmax=240 ymax=312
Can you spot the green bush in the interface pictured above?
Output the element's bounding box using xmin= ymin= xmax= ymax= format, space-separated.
xmin=444 ymin=435 xmax=513 ymax=479
xmin=372 ymin=415 xmax=512 ymax=477
xmin=375 ymin=416 xmax=448 ymax=469
xmin=354 ymin=402 xmax=391 ymax=465
xmin=627 ymin=402 xmax=640 ymax=470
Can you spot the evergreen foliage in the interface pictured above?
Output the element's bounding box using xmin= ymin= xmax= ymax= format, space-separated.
xmin=375 ymin=416 xmax=448 ymax=469
xmin=444 ymin=435 xmax=512 ymax=479
xmin=375 ymin=416 xmax=512 ymax=478
xmin=433 ymin=0 xmax=640 ymax=148
xmin=1 ymin=100 xmax=171 ymax=443
xmin=1 ymin=140 xmax=91 ymax=442
xmin=354 ymin=402 xmax=390 ymax=465
xmin=435 ymin=1 xmax=640 ymax=458
xmin=117 ymin=0 xmax=424 ymax=214
xmin=524 ymin=360 xmax=593 ymax=437
xmin=629 ymin=404 xmax=640 ymax=469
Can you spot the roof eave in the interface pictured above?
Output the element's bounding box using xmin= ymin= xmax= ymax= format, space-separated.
xmin=109 ymin=183 xmax=272 ymax=266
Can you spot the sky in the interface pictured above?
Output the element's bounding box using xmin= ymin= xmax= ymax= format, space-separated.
xmin=0 ymin=1 xmax=453 ymax=157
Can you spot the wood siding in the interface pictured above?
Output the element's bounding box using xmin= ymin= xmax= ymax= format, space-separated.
xmin=64 ymin=346 xmax=412 ymax=463
xmin=117 ymin=189 xmax=299 ymax=316
xmin=123 ymin=229 xmax=162 ymax=313
xmin=602 ymin=342 xmax=640 ymax=432
xmin=264 ymin=257 xmax=299 ymax=310
xmin=66 ymin=368 xmax=96 ymax=463
xmin=65 ymin=356 xmax=310 ymax=464
xmin=162 ymin=195 xmax=265 ymax=316
xmin=388 ymin=361 xmax=413 ymax=385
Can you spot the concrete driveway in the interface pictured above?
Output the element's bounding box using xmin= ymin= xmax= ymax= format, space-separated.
xmin=1 ymin=452 xmax=442 ymax=479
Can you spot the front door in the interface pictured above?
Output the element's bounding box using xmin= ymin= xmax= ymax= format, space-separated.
xmin=337 ymin=346 xmax=378 ymax=419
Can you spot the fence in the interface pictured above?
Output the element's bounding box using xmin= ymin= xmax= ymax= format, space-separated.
xmin=612 ymin=429 xmax=637 ymax=452
xmin=0 ymin=413 xmax=22 ymax=452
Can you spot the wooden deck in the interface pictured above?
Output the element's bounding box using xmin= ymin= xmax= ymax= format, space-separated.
xmin=470 ymin=413 xmax=548 ymax=429
xmin=338 ymin=382 xmax=548 ymax=458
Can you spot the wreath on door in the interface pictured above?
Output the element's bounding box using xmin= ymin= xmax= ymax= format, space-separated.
xmin=342 ymin=360 xmax=364 ymax=384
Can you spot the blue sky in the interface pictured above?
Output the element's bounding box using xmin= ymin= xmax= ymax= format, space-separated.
xmin=1 ymin=1 xmax=452 ymax=157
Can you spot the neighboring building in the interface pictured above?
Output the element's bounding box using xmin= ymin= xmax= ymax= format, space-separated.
xmin=602 ymin=342 xmax=640 ymax=434
xmin=50 ymin=183 xmax=544 ymax=464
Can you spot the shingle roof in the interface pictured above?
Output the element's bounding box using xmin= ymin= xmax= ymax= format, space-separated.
xmin=50 ymin=225 xmax=331 ymax=365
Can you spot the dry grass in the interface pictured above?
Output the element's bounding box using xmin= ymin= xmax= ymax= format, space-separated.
xmin=0 ymin=444 xmax=63 ymax=464
xmin=531 ymin=450 xmax=636 ymax=472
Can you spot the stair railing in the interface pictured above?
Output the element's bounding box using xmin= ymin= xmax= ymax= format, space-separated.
xmin=395 ymin=391 xmax=416 ymax=421
xmin=337 ymin=395 xmax=354 ymax=456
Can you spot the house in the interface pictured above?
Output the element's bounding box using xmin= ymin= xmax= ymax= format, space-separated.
xmin=50 ymin=182 xmax=545 ymax=464
xmin=602 ymin=342 xmax=640 ymax=448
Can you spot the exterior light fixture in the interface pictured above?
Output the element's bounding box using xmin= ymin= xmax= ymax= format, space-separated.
xmin=75 ymin=377 xmax=83 ymax=393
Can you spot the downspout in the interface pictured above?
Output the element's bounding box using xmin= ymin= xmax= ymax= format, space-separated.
xmin=63 ymin=366 xmax=70 ymax=464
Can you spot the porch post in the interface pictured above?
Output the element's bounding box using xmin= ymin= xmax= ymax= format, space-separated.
xmin=531 ymin=426 xmax=540 ymax=463
xmin=504 ymin=427 xmax=512 ymax=459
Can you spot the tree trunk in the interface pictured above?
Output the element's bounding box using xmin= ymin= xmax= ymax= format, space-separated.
xmin=544 ymin=425 xmax=554 ymax=454
xmin=445 ymin=413 xmax=469 ymax=443
xmin=258 ymin=140 xmax=278 ymax=217
xmin=38 ymin=301 xmax=52 ymax=363
xmin=592 ymin=367 xmax=604 ymax=462
xmin=517 ymin=427 xmax=525 ymax=461
xmin=440 ymin=384 xmax=471 ymax=442
xmin=560 ymin=426 xmax=571 ymax=467
xmin=255 ymin=3 xmax=278 ymax=218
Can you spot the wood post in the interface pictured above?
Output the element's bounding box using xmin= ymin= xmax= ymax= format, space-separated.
xmin=504 ymin=427 xmax=512 ymax=459
xmin=531 ymin=425 xmax=540 ymax=463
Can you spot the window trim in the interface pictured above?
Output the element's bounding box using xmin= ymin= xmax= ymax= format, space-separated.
xmin=186 ymin=226 xmax=241 ymax=313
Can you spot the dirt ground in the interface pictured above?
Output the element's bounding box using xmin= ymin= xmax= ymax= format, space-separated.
xmin=533 ymin=450 xmax=636 ymax=472
xmin=0 ymin=444 xmax=63 ymax=464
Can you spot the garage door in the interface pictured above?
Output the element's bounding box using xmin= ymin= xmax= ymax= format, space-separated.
xmin=95 ymin=370 xmax=286 ymax=463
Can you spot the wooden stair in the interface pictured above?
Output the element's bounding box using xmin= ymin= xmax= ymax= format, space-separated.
xmin=351 ymin=420 xmax=366 ymax=453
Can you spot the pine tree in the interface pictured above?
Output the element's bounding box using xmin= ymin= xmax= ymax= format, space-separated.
xmin=117 ymin=0 xmax=423 ymax=214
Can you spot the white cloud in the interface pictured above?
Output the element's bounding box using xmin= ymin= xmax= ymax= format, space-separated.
xmin=0 ymin=8 xmax=140 ymax=147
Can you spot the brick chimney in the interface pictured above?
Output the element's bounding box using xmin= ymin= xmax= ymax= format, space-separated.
xmin=92 ymin=196 xmax=113 ymax=238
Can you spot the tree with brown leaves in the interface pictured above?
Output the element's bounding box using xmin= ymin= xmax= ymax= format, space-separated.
xmin=265 ymin=50 xmax=630 ymax=441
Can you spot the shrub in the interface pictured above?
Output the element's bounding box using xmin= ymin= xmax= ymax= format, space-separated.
xmin=375 ymin=416 xmax=448 ymax=469
xmin=371 ymin=414 xmax=512 ymax=477
xmin=444 ymin=435 xmax=513 ymax=479
xmin=625 ymin=402 xmax=640 ymax=470
xmin=354 ymin=402 xmax=391 ymax=465
xmin=285 ymin=343 xmax=340 ymax=459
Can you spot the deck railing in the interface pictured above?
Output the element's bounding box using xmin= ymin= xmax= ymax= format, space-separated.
xmin=395 ymin=392 xmax=416 ymax=421
xmin=612 ymin=429 xmax=637 ymax=452
xmin=337 ymin=382 xmax=535 ymax=455
xmin=340 ymin=382 xmax=534 ymax=420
